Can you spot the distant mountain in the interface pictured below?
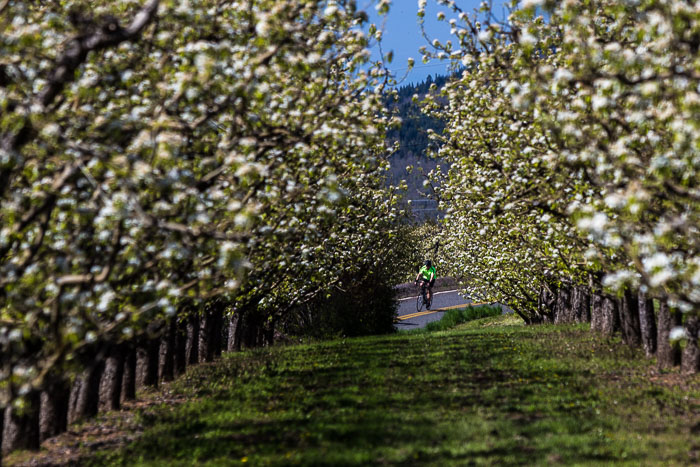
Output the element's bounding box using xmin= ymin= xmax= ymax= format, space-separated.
xmin=386 ymin=73 xmax=450 ymax=219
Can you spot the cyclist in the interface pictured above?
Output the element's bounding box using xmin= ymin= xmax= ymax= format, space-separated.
xmin=415 ymin=259 xmax=436 ymax=308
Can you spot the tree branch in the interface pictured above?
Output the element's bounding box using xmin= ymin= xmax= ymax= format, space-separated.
xmin=38 ymin=0 xmax=160 ymax=108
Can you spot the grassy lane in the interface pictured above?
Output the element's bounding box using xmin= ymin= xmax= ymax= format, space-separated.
xmin=51 ymin=316 xmax=700 ymax=465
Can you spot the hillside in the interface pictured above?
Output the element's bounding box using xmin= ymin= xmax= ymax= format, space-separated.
xmin=386 ymin=74 xmax=449 ymax=220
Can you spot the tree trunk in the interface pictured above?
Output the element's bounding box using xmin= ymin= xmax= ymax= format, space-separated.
xmin=240 ymin=311 xmax=253 ymax=348
xmin=159 ymin=319 xmax=176 ymax=383
xmin=186 ymin=314 xmax=200 ymax=365
xmin=571 ymin=286 xmax=581 ymax=323
xmin=573 ymin=286 xmax=591 ymax=323
xmin=619 ymin=288 xmax=642 ymax=347
xmin=554 ymin=285 xmax=573 ymax=324
xmin=211 ymin=305 xmax=224 ymax=358
xmin=657 ymin=301 xmax=682 ymax=369
xmin=241 ymin=311 xmax=265 ymax=348
xmin=2 ymin=392 xmax=40 ymax=454
xmin=199 ymin=309 xmax=213 ymax=363
xmin=265 ymin=318 xmax=275 ymax=346
xmin=99 ymin=344 xmax=125 ymax=411
xmin=638 ymin=291 xmax=657 ymax=358
xmin=538 ymin=285 xmax=557 ymax=323
xmin=67 ymin=373 xmax=82 ymax=424
xmin=39 ymin=378 xmax=70 ymax=442
xmin=513 ymin=307 xmax=534 ymax=325
xmin=68 ymin=360 xmax=104 ymax=424
xmin=136 ymin=338 xmax=160 ymax=389
xmin=0 ymin=406 xmax=4 ymax=455
xmin=121 ymin=347 xmax=137 ymax=402
xmin=228 ymin=314 xmax=240 ymax=352
xmin=174 ymin=318 xmax=188 ymax=377
xmin=600 ymin=294 xmax=620 ymax=337
xmin=221 ymin=313 xmax=230 ymax=353
xmin=681 ymin=316 xmax=700 ymax=375
xmin=590 ymin=291 xmax=604 ymax=333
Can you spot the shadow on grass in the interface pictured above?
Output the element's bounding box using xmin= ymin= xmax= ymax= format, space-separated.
xmin=87 ymin=327 xmax=693 ymax=466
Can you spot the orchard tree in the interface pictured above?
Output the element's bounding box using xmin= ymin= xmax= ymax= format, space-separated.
xmin=0 ymin=0 xmax=400 ymax=444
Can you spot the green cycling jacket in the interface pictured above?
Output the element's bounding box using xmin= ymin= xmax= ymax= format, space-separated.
xmin=419 ymin=265 xmax=436 ymax=281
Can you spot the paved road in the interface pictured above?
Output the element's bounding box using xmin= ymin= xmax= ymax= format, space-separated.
xmin=395 ymin=289 xmax=475 ymax=330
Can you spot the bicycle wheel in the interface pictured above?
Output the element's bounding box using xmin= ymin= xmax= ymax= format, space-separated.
xmin=416 ymin=293 xmax=424 ymax=312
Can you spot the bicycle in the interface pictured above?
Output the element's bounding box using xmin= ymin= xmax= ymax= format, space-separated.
xmin=415 ymin=280 xmax=432 ymax=312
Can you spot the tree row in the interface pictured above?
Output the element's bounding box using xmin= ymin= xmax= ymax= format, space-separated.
xmin=418 ymin=0 xmax=699 ymax=372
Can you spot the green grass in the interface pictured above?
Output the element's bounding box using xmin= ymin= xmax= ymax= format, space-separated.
xmin=74 ymin=316 xmax=699 ymax=465
xmin=423 ymin=304 xmax=503 ymax=332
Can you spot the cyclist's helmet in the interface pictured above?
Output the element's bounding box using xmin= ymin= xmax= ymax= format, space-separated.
xmin=425 ymin=260 xmax=432 ymax=268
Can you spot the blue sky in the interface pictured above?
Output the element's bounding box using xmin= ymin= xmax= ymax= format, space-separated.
xmin=365 ymin=1 xmax=511 ymax=84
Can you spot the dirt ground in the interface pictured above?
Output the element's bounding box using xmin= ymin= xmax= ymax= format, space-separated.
xmin=4 ymin=388 xmax=188 ymax=467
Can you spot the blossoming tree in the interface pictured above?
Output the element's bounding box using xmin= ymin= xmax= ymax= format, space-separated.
xmin=419 ymin=0 xmax=698 ymax=371
xmin=0 ymin=0 xmax=401 ymax=452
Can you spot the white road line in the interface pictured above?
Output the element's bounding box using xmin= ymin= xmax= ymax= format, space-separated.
xmin=397 ymin=289 xmax=461 ymax=302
